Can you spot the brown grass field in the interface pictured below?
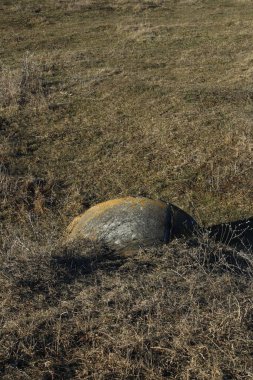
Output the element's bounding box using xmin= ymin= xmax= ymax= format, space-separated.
xmin=0 ymin=0 xmax=253 ymax=378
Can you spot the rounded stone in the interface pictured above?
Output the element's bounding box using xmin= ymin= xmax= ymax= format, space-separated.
xmin=65 ymin=197 xmax=197 ymax=251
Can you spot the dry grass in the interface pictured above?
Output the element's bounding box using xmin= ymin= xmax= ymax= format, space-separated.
xmin=1 ymin=235 xmax=253 ymax=379
xmin=0 ymin=0 xmax=253 ymax=378
xmin=1 ymin=0 xmax=252 ymax=225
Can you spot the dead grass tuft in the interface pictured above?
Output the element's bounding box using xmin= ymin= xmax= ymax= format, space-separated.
xmin=17 ymin=52 xmax=47 ymax=109
xmin=0 ymin=66 xmax=21 ymax=110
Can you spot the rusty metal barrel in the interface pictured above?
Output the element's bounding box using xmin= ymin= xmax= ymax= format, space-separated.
xmin=65 ymin=197 xmax=197 ymax=251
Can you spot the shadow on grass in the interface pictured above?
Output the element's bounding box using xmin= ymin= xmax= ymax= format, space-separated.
xmin=2 ymin=357 xmax=78 ymax=380
xmin=14 ymin=240 xmax=126 ymax=303
xmin=207 ymin=217 xmax=253 ymax=252
xmin=51 ymin=241 xmax=126 ymax=282
xmin=197 ymin=246 xmax=252 ymax=276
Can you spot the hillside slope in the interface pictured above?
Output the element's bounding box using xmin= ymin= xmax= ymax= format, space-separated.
xmin=0 ymin=1 xmax=253 ymax=379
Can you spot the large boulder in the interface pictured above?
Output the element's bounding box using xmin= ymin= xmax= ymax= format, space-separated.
xmin=65 ymin=197 xmax=197 ymax=251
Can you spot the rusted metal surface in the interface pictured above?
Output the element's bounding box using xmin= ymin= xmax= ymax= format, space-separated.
xmin=65 ymin=197 xmax=197 ymax=251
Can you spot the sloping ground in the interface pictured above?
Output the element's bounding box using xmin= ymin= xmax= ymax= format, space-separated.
xmin=0 ymin=0 xmax=253 ymax=379
xmin=0 ymin=0 xmax=252 ymax=231
xmin=1 ymin=235 xmax=253 ymax=379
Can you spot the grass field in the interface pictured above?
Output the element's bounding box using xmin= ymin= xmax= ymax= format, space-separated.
xmin=0 ymin=0 xmax=253 ymax=379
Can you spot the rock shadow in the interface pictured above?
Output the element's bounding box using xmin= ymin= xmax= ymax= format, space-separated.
xmin=51 ymin=239 xmax=126 ymax=284
xmin=207 ymin=217 xmax=253 ymax=252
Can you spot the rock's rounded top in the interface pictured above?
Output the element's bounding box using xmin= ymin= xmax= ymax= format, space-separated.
xmin=65 ymin=197 xmax=197 ymax=251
